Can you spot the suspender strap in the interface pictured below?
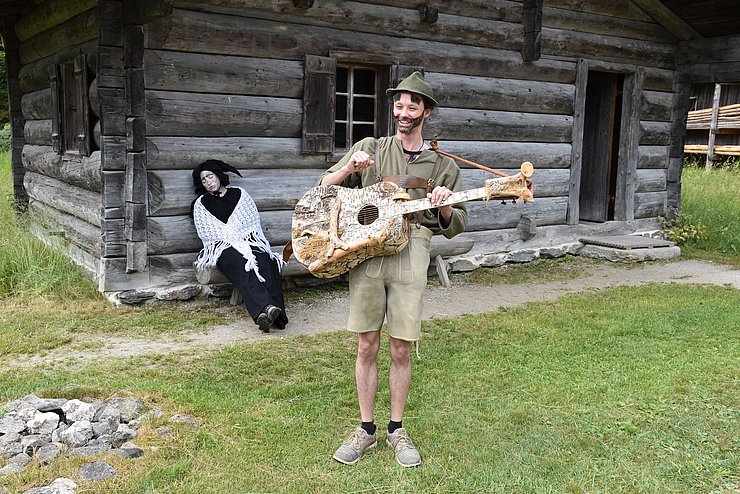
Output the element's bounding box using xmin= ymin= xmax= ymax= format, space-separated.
xmin=374 ymin=139 xmax=382 ymax=183
xmin=428 ymin=153 xmax=442 ymax=192
xmin=381 ymin=175 xmax=431 ymax=189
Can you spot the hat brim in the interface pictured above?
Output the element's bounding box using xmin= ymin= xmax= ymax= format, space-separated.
xmin=386 ymin=88 xmax=438 ymax=108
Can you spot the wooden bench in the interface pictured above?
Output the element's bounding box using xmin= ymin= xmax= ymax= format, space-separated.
xmin=193 ymin=236 xmax=474 ymax=301
xmin=193 ymin=263 xmax=243 ymax=305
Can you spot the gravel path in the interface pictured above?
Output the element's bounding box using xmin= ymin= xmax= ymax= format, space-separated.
xmin=11 ymin=259 xmax=738 ymax=368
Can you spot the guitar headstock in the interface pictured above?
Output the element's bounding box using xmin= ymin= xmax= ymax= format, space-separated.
xmin=483 ymin=162 xmax=534 ymax=203
xmin=520 ymin=161 xmax=534 ymax=178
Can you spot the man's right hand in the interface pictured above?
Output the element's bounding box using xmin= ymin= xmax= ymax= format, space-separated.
xmin=344 ymin=151 xmax=374 ymax=173
xmin=321 ymin=151 xmax=375 ymax=186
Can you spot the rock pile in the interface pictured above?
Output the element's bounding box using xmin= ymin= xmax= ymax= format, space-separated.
xmin=0 ymin=393 xmax=194 ymax=492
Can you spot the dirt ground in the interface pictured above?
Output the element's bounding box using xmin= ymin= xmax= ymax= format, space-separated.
xmin=17 ymin=258 xmax=734 ymax=369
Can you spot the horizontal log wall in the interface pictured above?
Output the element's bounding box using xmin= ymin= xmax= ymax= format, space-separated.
xmin=94 ymin=0 xmax=682 ymax=292
xmin=12 ymin=0 xmax=686 ymax=293
xmin=29 ymin=199 xmax=101 ymax=258
xmin=130 ymin=1 xmax=583 ymax=281
xmin=678 ymin=34 xmax=740 ymax=84
xmin=22 ymin=146 xmax=102 ymax=192
xmin=542 ymin=0 xmax=676 ymax=223
xmin=24 ymin=172 xmax=101 ymax=227
xmin=18 ymin=7 xmax=99 ymax=65
xmin=148 ymin=9 xmax=576 ymax=83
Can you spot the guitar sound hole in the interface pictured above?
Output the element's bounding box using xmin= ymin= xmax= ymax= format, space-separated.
xmin=357 ymin=204 xmax=379 ymax=225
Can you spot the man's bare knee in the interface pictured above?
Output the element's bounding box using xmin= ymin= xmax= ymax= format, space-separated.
xmin=357 ymin=332 xmax=380 ymax=362
xmin=389 ymin=337 xmax=412 ymax=365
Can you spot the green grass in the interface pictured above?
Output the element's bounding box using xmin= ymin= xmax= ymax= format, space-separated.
xmin=452 ymin=255 xmax=590 ymax=286
xmin=0 ymin=152 xmax=100 ymax=299
xmin=1 ymin=283 xmax=737 ymax=493
xmin=0 ymin=297 xmax=229 ymax=358
xmin=676 ymin=157 xmax=739 ymax=266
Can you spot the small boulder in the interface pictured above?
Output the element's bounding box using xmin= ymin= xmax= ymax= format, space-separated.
xmin=79 ymin=461 xmax=116 ymax=482
xmin=62 ymin=400 xmax=96 ymax=423
xmin=21 ymin=477 xmax=77 ymax=494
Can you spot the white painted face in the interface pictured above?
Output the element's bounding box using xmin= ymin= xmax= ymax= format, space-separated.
xmin=200 ymin=170 xmax=221 ymax=194
xmin=393 ymin=92 xmax=431 ymax=134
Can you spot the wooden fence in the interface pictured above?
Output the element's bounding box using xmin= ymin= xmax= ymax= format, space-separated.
xmin=684 ymin=83 xmax=740 ymax=168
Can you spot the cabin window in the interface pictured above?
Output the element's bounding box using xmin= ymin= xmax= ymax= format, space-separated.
xmin=50 ymin=53 xmax=90 ymax=156
xmin=335 ymin=66 xmax=378 ymax=149
xmin=301 ymin=55 xmax=421 ymax=155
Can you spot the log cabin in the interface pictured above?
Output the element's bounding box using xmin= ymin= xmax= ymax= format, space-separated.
xmin=1 ymin=0 xmax=739 ymax=303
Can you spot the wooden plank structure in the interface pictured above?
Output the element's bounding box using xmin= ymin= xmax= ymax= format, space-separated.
xmin=683 ymin=85 xmax=740 ymax=168
xmin=0 ymin=0 xmax=739 ymax=302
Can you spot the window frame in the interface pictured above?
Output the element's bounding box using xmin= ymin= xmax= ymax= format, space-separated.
xmin=50 ymin=53 xmax=91 ymax=157
xmin=334 ymin=64 xmax=382 ymax=151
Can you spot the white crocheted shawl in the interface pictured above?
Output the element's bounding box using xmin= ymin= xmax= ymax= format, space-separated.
xmin=193 ymin=187 xmax=283 ymax=282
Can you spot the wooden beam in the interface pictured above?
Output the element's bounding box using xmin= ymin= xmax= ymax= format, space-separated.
xmin=567 ymin=59 xmax=588 ymax=225
xmin=684 ymin=144 xmax=740 ymax=156
xmin=630 ymin=0 xmax=701 ymax=41
xmin=2 ymin=14 xmax=28 ymax=208
xmin=521 ymin=0 xmax=542 ymax=62
xmin=705 ymin=83 xmax=722 ymax=170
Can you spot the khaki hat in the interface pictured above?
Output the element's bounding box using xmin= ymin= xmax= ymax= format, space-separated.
xmin=385 ymin=71 xmax=438 ymax=108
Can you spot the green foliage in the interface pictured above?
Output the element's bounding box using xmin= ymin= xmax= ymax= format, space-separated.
xmin=660 ymin=213 xmax=709 ymax=244
xmin=0 ymin=122 xmax=10 ymax=151
xmin=0 ymin=151 xmax=99 ymax=299
xmin=676 ymin=161 xmax=740 ymax=265
xmin=684 ymin=153 xmax=740 ymax=170
xmin=0 ymin=48 xmax=7 ymax=126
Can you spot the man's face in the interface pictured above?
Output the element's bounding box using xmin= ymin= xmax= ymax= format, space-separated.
xmin=393 ymin=92 xmax=430 ymax=134
xmin=200 ymin=170 xmax=221 ymax=194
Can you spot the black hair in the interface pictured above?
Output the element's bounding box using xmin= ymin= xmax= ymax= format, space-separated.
xmin=393 ymin=92 xmax=435 ymax=110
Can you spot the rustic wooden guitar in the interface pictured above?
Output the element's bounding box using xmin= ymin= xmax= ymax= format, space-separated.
xmin=291 ymin=162 xmax=534 ymax=278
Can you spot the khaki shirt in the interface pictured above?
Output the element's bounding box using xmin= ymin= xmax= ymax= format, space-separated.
xmin=321 ymin=136 xmax=468 ymax=238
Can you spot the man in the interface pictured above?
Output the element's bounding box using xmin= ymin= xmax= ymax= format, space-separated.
xmin=320 ymin=72 xmax=467 ymax=467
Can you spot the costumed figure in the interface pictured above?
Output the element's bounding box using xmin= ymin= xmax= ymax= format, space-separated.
xmin=321 ymin=72 xmax=468 ymax=467
xmin=191 ymin=160 xmax=288 ymax=332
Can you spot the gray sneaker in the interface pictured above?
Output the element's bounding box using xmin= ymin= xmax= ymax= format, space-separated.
xmin=332 ymin=427 xmax=377 ymax=465
xmin=386 ymin=428 xmax=421 ymax=467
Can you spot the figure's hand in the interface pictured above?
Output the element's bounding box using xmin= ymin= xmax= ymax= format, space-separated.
xmin=429 ymin=185 xmax=452 ymax=207
xmin=344 ymin=151 xmax=374 ymax=173
xmin=428 ymin=186 xmax=454 ymax=225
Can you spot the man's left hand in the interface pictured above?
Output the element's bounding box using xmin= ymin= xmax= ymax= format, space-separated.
xmin=428 ymin=186 xmax=453 ymax=225
xmin=429 ymin=185 xmax=452 ymax=207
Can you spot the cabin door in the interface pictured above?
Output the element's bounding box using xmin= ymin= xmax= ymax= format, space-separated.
xmin=579 ymin=71 xmax=624 ymax=222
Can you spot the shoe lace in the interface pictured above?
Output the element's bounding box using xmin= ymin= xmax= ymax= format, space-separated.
xmin=391 ymin=430 xmax=414 ymax=451
xmin=347 ymin=429 xmax=367 ymax=450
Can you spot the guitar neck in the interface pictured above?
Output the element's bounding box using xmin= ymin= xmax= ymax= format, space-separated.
xmin=392 ymin=186 xmax=491 ymax=216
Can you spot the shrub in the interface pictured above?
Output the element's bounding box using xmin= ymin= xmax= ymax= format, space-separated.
xmin=0 ymin=123 xmax=11 ymax=151
xmin=660 ymin=214 xmax=709 ymax=244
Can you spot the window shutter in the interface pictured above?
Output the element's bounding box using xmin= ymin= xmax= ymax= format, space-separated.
xmin=74 ymin=53 xmax=91 ymax=156
xmin=49 ymin=65 xmax=61 ymax=153
xmin=302 ymin=55 xmax=336 ymax=154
